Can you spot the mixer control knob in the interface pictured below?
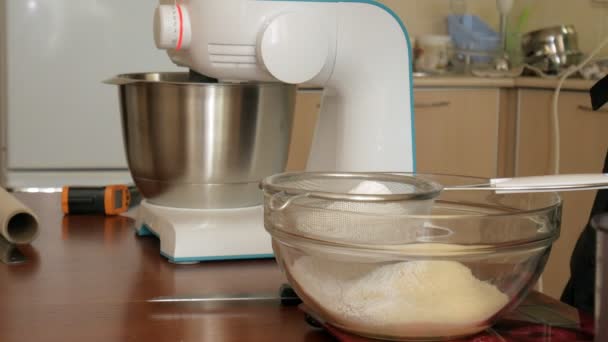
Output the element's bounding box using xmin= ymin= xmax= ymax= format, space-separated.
xmin=153 ymin=4 xmax=191 ymax=50
xmin=258 ymin=11 xmax=330 ymax=84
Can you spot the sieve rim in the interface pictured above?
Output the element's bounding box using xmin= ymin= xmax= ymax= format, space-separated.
xmin=260 ymin=172 xmax=444 ymax=202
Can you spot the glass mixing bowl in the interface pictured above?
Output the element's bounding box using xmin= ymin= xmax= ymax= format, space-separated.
xmin=261 ymin=173 xmax=562 ymax=341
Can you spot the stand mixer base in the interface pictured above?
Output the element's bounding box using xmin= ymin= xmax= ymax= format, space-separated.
xmin=135 ymin=200 xmax=274 ymax=264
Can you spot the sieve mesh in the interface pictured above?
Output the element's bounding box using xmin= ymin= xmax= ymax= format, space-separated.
xmin=279 ymin=178 xmax=421 ymax=197
xmin=262 ymin=173 xmax=443 ymax=245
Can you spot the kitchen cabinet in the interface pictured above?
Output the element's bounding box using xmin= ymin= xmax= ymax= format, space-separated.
xmin=286 ymin=88 xmax=516 ymax=179
xmin=286 ymin=91 xmax=321 ymax=172
xmin=414 ymin=88 xmax=515 ymax=178
xmin=516 ymin=88 xmax=608 ymax=299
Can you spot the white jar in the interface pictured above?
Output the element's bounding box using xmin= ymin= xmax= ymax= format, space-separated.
xmin=414 ymin=35 xmax=453 ymax=73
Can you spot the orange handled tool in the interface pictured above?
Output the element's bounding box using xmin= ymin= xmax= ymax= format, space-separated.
xmin=62 ymin=185 xmax=140 ymax=216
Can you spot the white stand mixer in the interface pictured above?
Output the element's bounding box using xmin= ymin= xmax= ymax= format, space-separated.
xmin=135 ymin=0 xmax=416 ymax=263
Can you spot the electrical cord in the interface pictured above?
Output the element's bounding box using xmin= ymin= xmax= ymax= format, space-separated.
xmin=521 ymin=38 xmax=608 ymax=293
xmin=550 ymin=35 xmax=608 ymax=174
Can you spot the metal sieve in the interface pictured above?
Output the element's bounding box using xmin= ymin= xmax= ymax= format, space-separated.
xmin=261 ymin=172 xmax=443 ymax=245
xmin=261 ymin=172 xmax=442 ymax=205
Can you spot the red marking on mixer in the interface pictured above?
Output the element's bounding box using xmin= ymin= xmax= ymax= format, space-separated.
xmin=176 ymin=4 xmax=184 ymax=51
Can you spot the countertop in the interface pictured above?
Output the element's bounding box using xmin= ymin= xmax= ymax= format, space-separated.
xmin=298 ymin=75 xmax=597 ymax=92
xmin=413 ymin=75 xmax=597 ymax=91
xmin=0 ymin=193 xmax=332 ymax=342
xmin=0 ymin=193 xmax=592 ymax=341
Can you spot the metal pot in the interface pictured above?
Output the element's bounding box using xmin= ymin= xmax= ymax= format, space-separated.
xmin=521 ymin=25 xmax=582 ymax=74
xmin=593 ymin=214 xmax=608 ymax=342
xmin=106 ymin=72 xmax=296 ymax=209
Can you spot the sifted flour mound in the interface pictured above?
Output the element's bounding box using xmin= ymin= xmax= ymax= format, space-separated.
xmin=290 ymin=181 xmax=509 ymax=338
xmin=346 ymin=180 xmax=394 ymax=195
xmin=291 ymin=255 xmax=509 ymax=339
xmin=298 ymin=181 xmax=433 ymax=245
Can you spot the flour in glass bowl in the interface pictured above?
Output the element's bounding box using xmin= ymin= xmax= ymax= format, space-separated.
xmin=291 ymin=255 xmax=510 ymax=339
xmin=289 ymin=180 xmax=510 ymax=339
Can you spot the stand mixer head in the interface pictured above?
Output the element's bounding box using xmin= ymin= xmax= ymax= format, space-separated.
xmin=154 ymin=0 xmax=417 ymax=172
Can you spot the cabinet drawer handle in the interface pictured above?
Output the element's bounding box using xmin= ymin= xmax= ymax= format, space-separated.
xmin=414 ymin=101 xmax=451 ymax=109
xmin=578 ymin=105 xmax=608 ymax=113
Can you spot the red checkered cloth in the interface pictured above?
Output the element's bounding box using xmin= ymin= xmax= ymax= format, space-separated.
xmin=300 ymin=301 xmax=595 ymax=342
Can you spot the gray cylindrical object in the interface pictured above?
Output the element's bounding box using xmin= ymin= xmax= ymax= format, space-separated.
xmin=594 ymin=214 xmax=608 ymax=342
xmin=0 ymin=188 xmax=39 ymax=245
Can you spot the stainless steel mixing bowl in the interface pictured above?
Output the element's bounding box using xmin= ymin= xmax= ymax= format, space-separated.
xmin=107 ymin=72 xmax=296 ymax=209
xmin=521 ymin=25 xmax=582 ymax=74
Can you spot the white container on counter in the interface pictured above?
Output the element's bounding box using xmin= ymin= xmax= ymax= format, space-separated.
xmin=414 ymin=35 xmax=453 ymax=73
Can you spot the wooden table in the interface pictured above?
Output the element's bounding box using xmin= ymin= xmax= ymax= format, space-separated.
xmin=0 ymin=194 xmax=592 ymax=342
xmin=0 ymin=193 xmax=332 ymax=342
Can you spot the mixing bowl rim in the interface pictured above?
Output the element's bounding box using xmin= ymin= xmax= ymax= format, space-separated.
xmin=112 ymin=72 xmax=295 ymax=88
xmin=262 ymin=172 xmax=563 ymax=217
xmin=268 ymin=226 xmax=557 ymax=257
xmin=265 ymin=197 xmax=563 ymax=219
xmin=522 ymin=24 xmax=578 ymax=39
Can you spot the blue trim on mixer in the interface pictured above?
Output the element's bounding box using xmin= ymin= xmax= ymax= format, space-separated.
xmin=136 ymin=224 xmax=156 ymax=237
xmin=258 ymin=0 xmax=417 ymax=171
xmin=161 ymin=252 xmax=275 ymax=264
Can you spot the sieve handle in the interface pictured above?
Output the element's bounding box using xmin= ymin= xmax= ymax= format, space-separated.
xmin=491 ymin=174 xmax=608 ymax=192
xmin=268 ymin=192 xmax=310 ymax=211
xmin=447 ymin=174 xmax=608 ymax=193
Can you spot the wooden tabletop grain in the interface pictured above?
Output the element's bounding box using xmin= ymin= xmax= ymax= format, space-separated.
xmin=0 ymin=193 xmax=333 ymax=342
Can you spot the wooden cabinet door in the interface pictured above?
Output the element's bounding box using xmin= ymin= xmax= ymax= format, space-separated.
xmin=414 ymin=89 xmax=501 ymax=178
xmin=517 ymin=89 xmax=608 ymax=299
xmin=286 ymin=91 xmax=321 ymax=171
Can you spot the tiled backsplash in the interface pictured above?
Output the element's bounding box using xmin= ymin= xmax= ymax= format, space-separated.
xmin=379 ymin=0 xmax=608 ymax=57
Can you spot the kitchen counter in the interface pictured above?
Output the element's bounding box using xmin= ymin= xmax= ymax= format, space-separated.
xmin=414 ymin=75 xmax=516 ymax=89
xmin=299 ymin=76 xmax=597 ymax=91
xmin=0 ymin=193 xmax=594 ymax=341
xmin=414 ymin=75 xmax=597 ymax=91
